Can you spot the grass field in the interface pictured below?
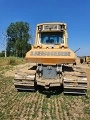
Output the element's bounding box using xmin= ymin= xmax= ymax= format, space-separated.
xmin=0 ymin=58 xmax=90 ymax=120
xmin=0 ymin=57 xmax=26 ymax=66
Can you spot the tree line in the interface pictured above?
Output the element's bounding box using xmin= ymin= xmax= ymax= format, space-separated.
xmin=0 ymin=21 xmax=32 ymax=57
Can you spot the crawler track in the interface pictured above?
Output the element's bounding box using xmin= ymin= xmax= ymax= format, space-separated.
xmin=14 ymin=63 xmax=36 ymax=91
xmin=63 ymin=65 xmax=87 ymax=94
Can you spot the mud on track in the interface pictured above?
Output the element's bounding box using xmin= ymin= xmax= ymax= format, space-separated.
xmin=0 ymin=64 xmax=90 ymax=120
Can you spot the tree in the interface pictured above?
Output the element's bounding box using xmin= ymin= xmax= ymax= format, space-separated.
xmin=6 ymin=21 xmax=31 ymax=57
xmin=0 ymin=51 xmax=5 ymax=57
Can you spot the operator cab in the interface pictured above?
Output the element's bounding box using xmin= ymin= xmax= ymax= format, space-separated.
xmin=41 ymin=32 xmax=63 ymax=45
xmin=35 ymin=23 xmax=67 ymax=47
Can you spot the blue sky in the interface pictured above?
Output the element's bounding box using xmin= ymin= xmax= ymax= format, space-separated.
xmin=0 ymin=0 xmax=90 ymax=56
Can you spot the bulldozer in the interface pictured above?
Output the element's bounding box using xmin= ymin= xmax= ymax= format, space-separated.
xmin=14 ymin=22 xmax=87 ymax=94
xmin=85 ymin=56 xmax=90 ymax=64
xmin=80 ymin=56 xmax=90 ymax=64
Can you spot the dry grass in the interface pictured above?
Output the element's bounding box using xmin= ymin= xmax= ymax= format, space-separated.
xmin=0 ymin=57 xmax=26 ymax=66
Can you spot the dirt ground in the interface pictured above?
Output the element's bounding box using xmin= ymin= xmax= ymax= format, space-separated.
xmin=0 ymin=61 xmax=90 ymax=120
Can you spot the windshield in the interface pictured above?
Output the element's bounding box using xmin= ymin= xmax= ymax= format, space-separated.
xmin=41 ymin=32 xmax=63 ymax=44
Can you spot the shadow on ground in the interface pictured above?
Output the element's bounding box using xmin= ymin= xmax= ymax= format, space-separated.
xmin=17 ymin=85 xmax=63 ymax=98
xmin=36 ymin=85 xmax=63 ymax=98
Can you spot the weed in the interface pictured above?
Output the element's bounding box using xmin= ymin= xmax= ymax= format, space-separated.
xmin=84 ymin=107 xmax=90 ymax=115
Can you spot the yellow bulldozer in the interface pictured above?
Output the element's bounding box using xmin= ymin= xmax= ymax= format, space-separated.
xmin=80 ymin=56 xmax=90 ymax=64
xmin=14 ymin=22 xmax=87 ymax=94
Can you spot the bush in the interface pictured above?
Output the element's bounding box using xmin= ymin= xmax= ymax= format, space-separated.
xmin=8 ymin=58 xmax=17 ymax=65
xmin=0 ymin=52 xmax=5 ymax=57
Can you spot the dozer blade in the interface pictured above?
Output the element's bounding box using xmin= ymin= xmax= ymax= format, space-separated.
xmin=14 ymin=70 xmax=36 ymax=91
xmin=63 ymin=67 xmax=87 ymax=95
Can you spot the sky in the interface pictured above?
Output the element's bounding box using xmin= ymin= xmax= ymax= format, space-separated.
xmin=0 ymin=0 xmax=90 ymax=56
